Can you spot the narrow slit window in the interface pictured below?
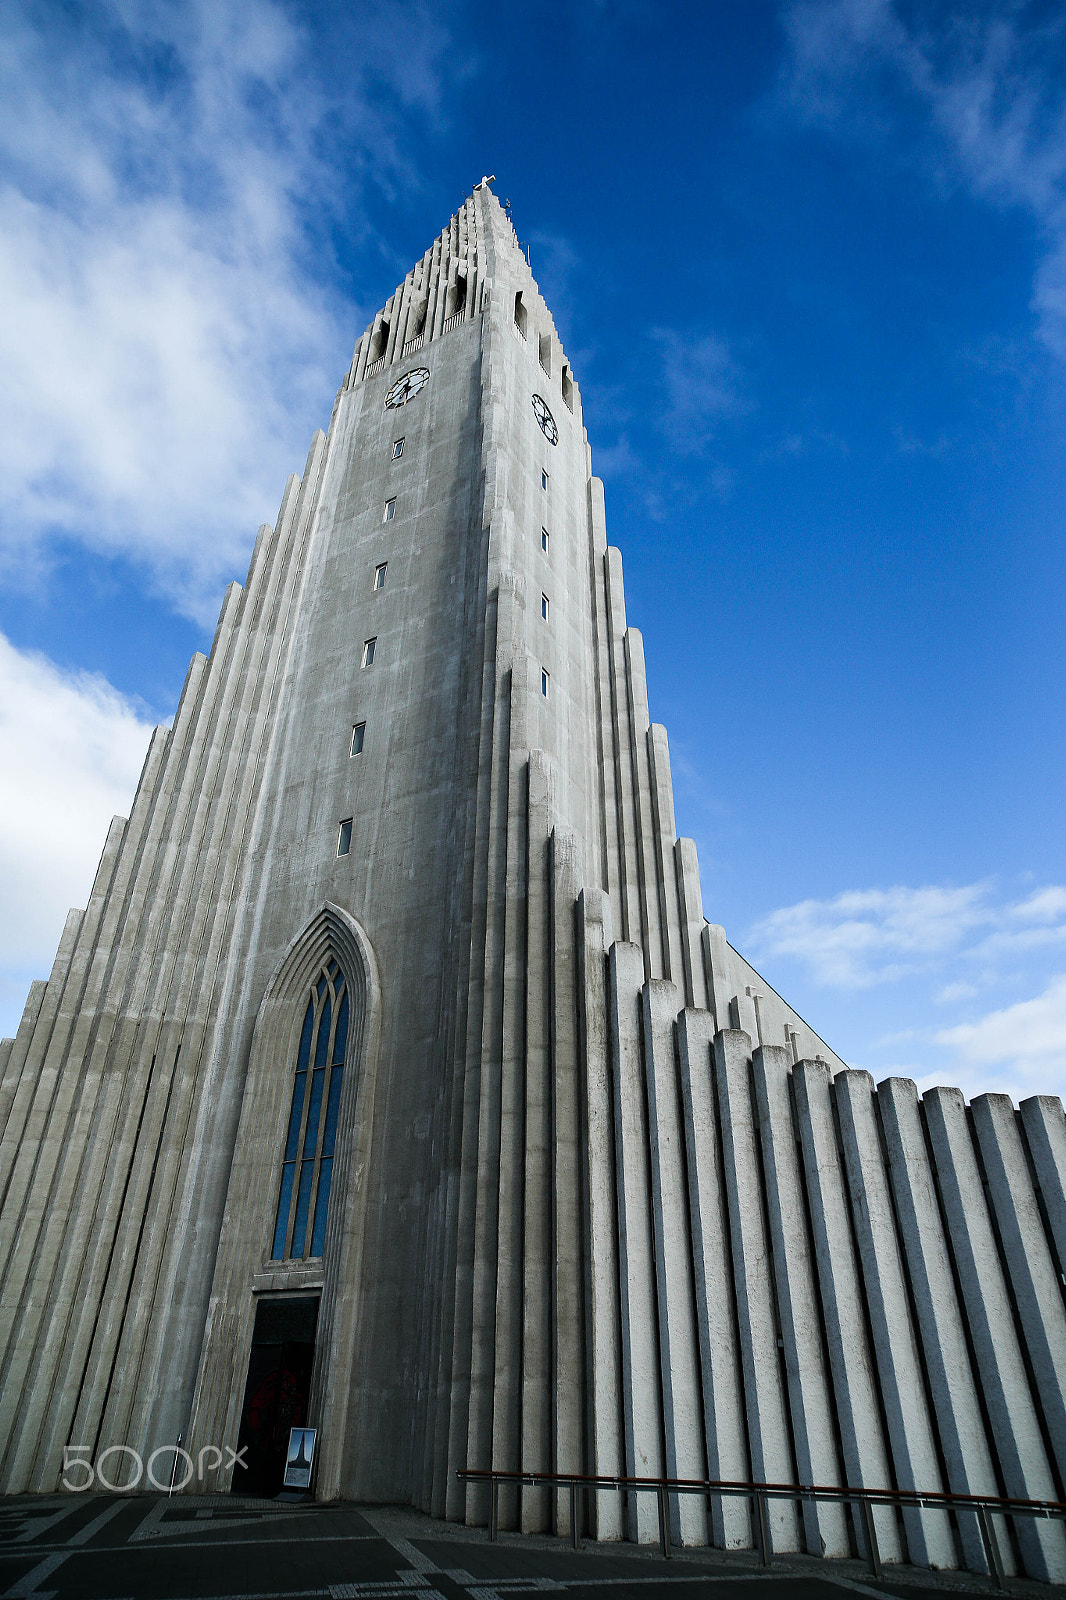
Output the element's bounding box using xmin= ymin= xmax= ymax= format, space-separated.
xmin=541 ymin=669 xmax=550 ymax=697
xmin=541 ymin=593 xmax=549 ymax=621
xmin=392 ymin=438 xmax=404 ymax=459
xmin=361 ymin=638 xmax=376 ymax=668
xmin=383 ymin=498 xmax=396 ymax=522
xmin=541 ymin=528 xmax=549 ymax=553
xmin=337 ymin=819 xmax=352 ymax=856
xmin=539 ymin=333 xmax=551 ymax=375
xmin=271 ymin=970 xmax=349 ymax=1261
xmin=350 ymin=722 xmax=365 ymax=756
xmin=561 ymin=365 xmax=574 ymax=412
xmin=374 ymin=562 xmax=388 ymax=590
xmin=541 ymin=470 xmax=549 ymax=491
xmin=514 ymin=291 xmax=528 ymax=337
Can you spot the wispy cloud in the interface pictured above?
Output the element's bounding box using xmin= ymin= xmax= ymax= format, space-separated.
xmin=0 ymin=632 xmax=154 ymax=1036
xmin=749 ymin=881 xmax=997 ymax=988
xmin=0 ymin=0 xmax=456 ymax=621
xmin=747 ymin=877 xmax=1066 ymax=1101
xmin=651 ymin=329 xmax=750 ymax=453
xmin=781 ymin=0 xmax=1066 ymax=356
xmin=931 ymin=973 xmax=1066 ymax=1101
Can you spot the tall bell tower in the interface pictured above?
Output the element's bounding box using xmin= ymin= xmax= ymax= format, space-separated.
xmin=2 ymin=183 xmax=1064 ymax=1586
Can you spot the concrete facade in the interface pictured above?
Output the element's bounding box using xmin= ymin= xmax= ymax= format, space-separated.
xmin=1 ymin=184 xmax=1065 ymax=1582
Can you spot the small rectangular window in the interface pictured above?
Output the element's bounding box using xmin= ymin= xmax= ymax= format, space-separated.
xmin=541 ymin=528 xmax=549 ymax=553
xmin=337 ymin=819 xmax=352 ymax=856
xmin=541 ymin=593 xmax=549 ymax=620
xmin=541 ymin=470 xmax=549 ymax=491
xmin=392 ymin=438 xmax=404 ymax=459
xmin=350 ymin=722 xmax=365 ymax=756
xmin=361 ymin=638 xmax=376 ymax=668
xmin=541 ymin=669 xmax=549 ymax=697
xmin=383 ymin=498 xmax=396 ymax=522
xmin=374 ymin=562 xmax=387 ymax=590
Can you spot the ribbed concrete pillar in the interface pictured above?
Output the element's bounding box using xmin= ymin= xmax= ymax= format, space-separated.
xmin=577 ymin=889 xmax=623 ymax=1540
xmin=834 ymin=1071 xmax=955 ymax=1569
xmin=674 ymin=840 xmax=709 ymax=1013
xmin=714 ymin=1027 xmax=799 ymax=1553
xmin=551 ymin=826 xmax=584 ymax=1538
xmin=521 ymin=752 xmax=553 ymax=1532
xmin=923 ymin=1087 xmax=1065 ymax=1582
xmin=878 ymin=1078 xmax=1004 ymax=1574
xmin=643 ymin=979 xmax=706 ymax=1547
xmin=753 ymin=1046 xmax=848 ymax=1557
xmin=1020 ymin=1096 xmax=1066 ymax=1279
xmin=609 ymin=940 xmax=661 ymax=1543
xmin=677 ymin=1010 xmax=750 ymax=1550
xmin=970 ymin=1095 xmax=1066 ymax=1482
xmin=792 ymin=1062 xmax=900 ymax=1562
xmin=700 ymin=922 xmax=732 ymax=1035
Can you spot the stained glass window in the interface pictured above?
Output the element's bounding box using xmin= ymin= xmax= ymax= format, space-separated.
xmin=271 ymin=964 xmax=348 ymax=1260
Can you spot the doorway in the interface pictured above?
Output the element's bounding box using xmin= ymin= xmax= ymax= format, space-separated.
xmin=233 ymin=1295 xmax=319 ymax=1497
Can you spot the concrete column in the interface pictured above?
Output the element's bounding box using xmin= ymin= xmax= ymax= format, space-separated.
xmin=753 ymin=1047 xmax=848 ymax=1557
xmin=643 ymin=979 xmax=707 ymax=1547
xmin=700 ymin=922 xmax=732 ymax=1036
xmin=648 ymin=727 xmax=685 ymax=990
xmin=604 ymin=550 xmax=640 ymax=947
xmin=714 ymin=1027 xmax=800 ymax=1552
xmin=0 ymin=981 xmax=47 ymax=1149
xmin=1019 ymin=1096 xmax=1066 ymax=1280
xmin=677 ymin=1010 xmax=750 ymax=1549
xmin=551 ymin=829 xmax=584 ymax=1538
xmin=878 ymin=1078 xmax=1004 ymax=1574
xmin=609 ymin=940 xmax=662 ymax=1543
xmin=834 ymin=1071 xmax=955 ymax=1569
xmin=624 ymin=631 xmax=663 ymax=980
xmin=521 ymin=753 xmax=553 ymax=1532
xmin=970 ymin=1095 xmax=1066 ymax=1481
xmin=674 ymin=840 xmax=709 ymax=1012
xmin=792 ymin=1062 xmax=900 ymax=1563
xmin=586 ymin=481 xmax=620 ymax=903
xmin=577 ymin=889 xmax=623 ymax=1540
xmin=464 ymin=640 xmax=518 ymax=1525
xmin=490 ymin=656 xmax=533 ymax=1528
xmin=923 ymin=1087 xmax=1065 ymax=1582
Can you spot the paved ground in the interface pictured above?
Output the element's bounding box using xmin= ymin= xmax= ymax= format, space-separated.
xmin=0 ymin=1495 xmax=1038 ymax=1600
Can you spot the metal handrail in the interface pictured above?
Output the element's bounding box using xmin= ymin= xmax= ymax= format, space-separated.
xmin=457 ymin=1467 xmax=1066 ymax=1582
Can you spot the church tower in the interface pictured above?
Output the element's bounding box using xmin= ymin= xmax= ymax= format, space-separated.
xmin=1 ymin=184 xmax=1065 ymax=1583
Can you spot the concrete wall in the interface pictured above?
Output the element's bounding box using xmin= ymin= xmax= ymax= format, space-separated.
xmin=1 ymin=184 xmax=1064 ymax=1586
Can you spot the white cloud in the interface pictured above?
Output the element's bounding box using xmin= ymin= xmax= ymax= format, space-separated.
xmin=749 ymin=881 xmax=995 ymax=988
xmin=930 ymin=974 xmax=1066 ymax=1101
xmin=651 ymin=329 xmax=750 ymax=452
xmin=752 ymin=877 xmax=1066 ymax=989
xmin=0 ymin=0 xmax=454 ymax=621
xmin=781 ymin=0 xmax=1066 ymax=357
xmin=747 ymin=877 xmax=1066 ymax=1101
xmin=0 ymin=633 xmax=154 ymax=1037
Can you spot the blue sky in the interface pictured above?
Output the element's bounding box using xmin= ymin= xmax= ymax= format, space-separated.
xmin=2 ymin=0 xmax=1065 ymax=1102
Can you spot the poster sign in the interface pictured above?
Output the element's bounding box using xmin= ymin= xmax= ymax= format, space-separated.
xmin=282 ymin=1427 xmax=317 ymax=1490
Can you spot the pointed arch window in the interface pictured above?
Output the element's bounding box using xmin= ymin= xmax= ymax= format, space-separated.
xmin=271 ymin=961 xmax=349 ymax=1260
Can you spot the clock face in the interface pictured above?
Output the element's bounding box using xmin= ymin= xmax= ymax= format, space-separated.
xmin=531 ymin=393 xmax=558 ymax=446
xmin=384 ymin=368 xmax=430 ymax=409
